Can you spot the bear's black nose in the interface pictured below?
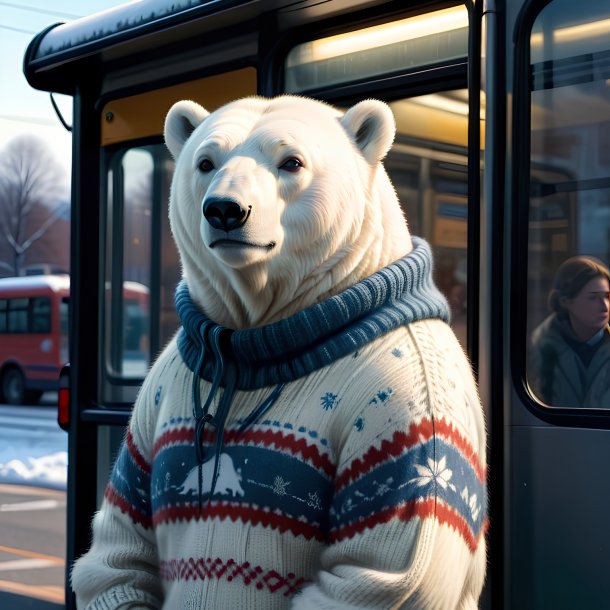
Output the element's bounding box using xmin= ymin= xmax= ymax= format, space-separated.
xmin=203 ymin=198 xmax=250 ymax=232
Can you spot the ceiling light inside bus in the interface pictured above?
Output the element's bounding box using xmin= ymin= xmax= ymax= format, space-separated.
xmin=294 ymin=5 xmax=468 ymax=64
xmin=531 ymin=17 xmax=610 ymax=47
xmin=409 ymin=94 xmax=469 ymax=116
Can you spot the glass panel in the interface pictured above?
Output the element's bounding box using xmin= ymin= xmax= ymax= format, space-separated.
xmin=103 ymin=144 xmax=180 ymax=400
xmin=0 ymin=299 xmax=6 ymax=332
xmin=60 ymin=297 xmax=69 ymax=364
xmin=285 ymin=6 xmax=468 ymax=92
xmin=526 ymin=0 xmax=610 ymax=409
xmin=159 ymin=156 xmax=181 ymax=349
xmin=121 ymin=149 xmax=153 ymax=377
xmin=8 ymin=298 xmax=28 ymax=333
xmin=30 ymin=297 xmax=51 ymax=333
xmin=386 ymin=92 xmax=470 ymax=348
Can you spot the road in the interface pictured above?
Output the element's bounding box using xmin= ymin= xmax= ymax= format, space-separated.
xmin=0 ymin=399 xmax=66 ymax=609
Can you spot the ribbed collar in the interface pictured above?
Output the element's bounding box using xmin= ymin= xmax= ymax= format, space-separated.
xmin=176 ymin=237 xmax=449 ymax=391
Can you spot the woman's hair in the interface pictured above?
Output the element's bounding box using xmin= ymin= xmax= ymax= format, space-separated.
xmin=548 ymin=255 xmax=610 ymax=317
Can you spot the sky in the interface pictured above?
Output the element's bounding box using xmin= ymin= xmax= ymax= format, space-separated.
xmin=0 ymin=0 xmax=133 ymax=182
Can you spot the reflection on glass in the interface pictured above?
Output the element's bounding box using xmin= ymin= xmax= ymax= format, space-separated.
xmin=104 ymin=145 xmax=180 ymax=393
xmin=526 ymin=0 xmax=610 ymax=408
xmin=385 ymin=91 xmax=470 ymax=349
xmin=528 ymin=257 xmax=610 ymax=408
xmin=284 ymin=6 xmax=468 ymax=92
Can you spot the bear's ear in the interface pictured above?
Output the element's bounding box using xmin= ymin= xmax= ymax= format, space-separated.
xmin=340 ymin=100 xmax=396 ymax=165
xmin=164 ymin=100 xmax=210 ymax=159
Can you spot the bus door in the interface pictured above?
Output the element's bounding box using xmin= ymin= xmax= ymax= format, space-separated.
xmin=508 ymin=0 xmax=610 ymax=607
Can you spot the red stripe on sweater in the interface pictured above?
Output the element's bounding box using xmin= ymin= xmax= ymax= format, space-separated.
xmin=434 ymin=419 xmax=486 ymax=482
xmin=225 ymin=428 xmax=335 ymax=478
xmin=153 ymin=501 xmax=325 ymax=541
xmin=153 ymin=426 xmax=195 ymax=456
xmin=126 ymin=428 xmax=151 ymax=475
xmin=159 ymin=556 xmax=310 ymax=596
xmin=336 ymin=418 xmax=485 ymax=492
xmin=104 ymin=483 xmax=152 ymax=530
xmin=153 ymin=426 xmax=335 ymax=477
xmin=330 ymin=498 xmax=486 ymax=553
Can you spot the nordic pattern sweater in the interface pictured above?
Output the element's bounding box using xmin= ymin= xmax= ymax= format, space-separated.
xmin=72 ymin=238 xmax=488 ymax=610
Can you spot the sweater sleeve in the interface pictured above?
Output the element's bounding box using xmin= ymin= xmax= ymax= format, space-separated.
xmin=291 ymin=325 xmax=487 ymax=610
xmin=71 ymin=374 xmax=163 ymax=610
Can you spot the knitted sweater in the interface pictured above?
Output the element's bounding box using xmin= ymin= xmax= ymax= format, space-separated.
xmin=72 ymin=238 xmax=487 ymax=610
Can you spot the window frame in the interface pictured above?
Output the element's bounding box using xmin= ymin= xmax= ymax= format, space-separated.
xmin=512 ymin=0 xmax=610 ymax=424
xmin=101 ymin=140 xmax=169 ymax=390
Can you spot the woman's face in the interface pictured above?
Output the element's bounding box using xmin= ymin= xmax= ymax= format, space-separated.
xmin=563 ymin=276 xmax=610 ymax=341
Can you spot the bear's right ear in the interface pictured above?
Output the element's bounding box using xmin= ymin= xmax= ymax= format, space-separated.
xmin=164 ymin=101 xmax=210 ymax=159
xmin=340 ymin=99 xmax=396 ymax=166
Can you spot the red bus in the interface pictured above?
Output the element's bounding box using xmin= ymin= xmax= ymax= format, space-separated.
xmin=0 ymin=274 xmax=69 ymax=405
xmin=0 ymin=275 xmax=151 ymax=405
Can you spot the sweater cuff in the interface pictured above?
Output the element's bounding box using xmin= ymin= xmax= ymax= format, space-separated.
xmin=79 ymin=584 xmax=160 ymax=610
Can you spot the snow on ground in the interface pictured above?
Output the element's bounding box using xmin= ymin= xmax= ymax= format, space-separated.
xmin=0 ymin=450 xmax=67 ymax=490
xmin=0 ymin=398 xmax=68 ymax=490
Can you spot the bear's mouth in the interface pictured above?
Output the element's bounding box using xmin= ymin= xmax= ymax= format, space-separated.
xmin=209 ymin=238 xmax=276 ymax=250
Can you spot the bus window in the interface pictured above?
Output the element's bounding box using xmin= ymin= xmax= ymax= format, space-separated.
xmin=526 ymin=0 xmax=610 ymax=409
xmin=104 ymin=144 xmax=180 ymax=402
xmin=284 ymin=6 xmax=468 ymax=92
xmin=105 ymin=148 xmax=153 ymax=380
xmin=8 ymin=298 xmax=28 ymax=332
xmin=0 ymin=275 xmax=70 ymax=404
xmin=386 ymin=94 xmax=470 ymax=347
xmin=31 ymin=297 xmax=51 ymax=333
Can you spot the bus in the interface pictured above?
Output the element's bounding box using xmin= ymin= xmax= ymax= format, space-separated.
xmin=0 ymin=275 xmax=150 ymax=405
xmin=0 ymin=274 xmax=69 ymax=405
xmin=23 ymin=0 xmax=610 ymax=608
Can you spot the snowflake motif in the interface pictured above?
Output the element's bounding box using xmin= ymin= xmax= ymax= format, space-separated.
xmin=375 ymin=477 xmax=394 ymax=496
xmin=461 ymin=486 xmax=481 ymax=522
xmin=154 ymin=385 xmax=163 ymax=406
xmin=272 ymin=475 xmax=290 ymax=496
xmin=368 ymin=387 xmax=393 ymax=406
xmin=354 ymin=417 xmax=365 ymax=431
xmin=391 ymin=348 xmax=403 ymax=358
xmin=409 ymin=456 xmax=456 ymax=492
xmin=307 ymin=491 xmax=323 ymax=510
xmin=320 ymin=392 xmax=340 ymax=411
xmin=341 ymin=497 xmax=354 ymax=514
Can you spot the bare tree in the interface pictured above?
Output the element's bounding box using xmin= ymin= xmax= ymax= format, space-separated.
xmin=0 ymin=135 xmax=68 ymax=276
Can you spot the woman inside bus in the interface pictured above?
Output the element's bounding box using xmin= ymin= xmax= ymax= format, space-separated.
xmin=528 ymin=256 xmax=610 ymax=408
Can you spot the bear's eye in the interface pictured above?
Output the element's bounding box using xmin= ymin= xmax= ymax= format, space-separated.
xmin=198 ymin=158 xmax=215 ymax=172
xmin=279 ymin=158 xmax=303 ymax=173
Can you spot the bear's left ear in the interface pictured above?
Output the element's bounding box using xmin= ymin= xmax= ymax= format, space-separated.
xmin=164 ymin=100 xmax=210 ymax=159
xmin=340 ymin=100 xmax=396 ymax=165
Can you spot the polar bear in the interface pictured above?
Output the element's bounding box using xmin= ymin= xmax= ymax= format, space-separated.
xmin=72 ymin=96 xmax=487 ymax=610
xmin=177 ymin=453 xmax=244 ymax=497
xmin=164 ymin=95 xmax=412 ymax=328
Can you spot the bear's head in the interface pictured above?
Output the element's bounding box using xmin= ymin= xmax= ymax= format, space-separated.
xmin=164 ymin=95 xmax=411 ymax=329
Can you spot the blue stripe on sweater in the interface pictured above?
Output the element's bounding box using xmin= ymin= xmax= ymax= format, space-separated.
xmin=150 ymin=444 xmax=332 ymax=530
xmin=330 ymin=438 xmax=486 ymax=539
xmin=110 ymin=442 xmax=152 ymax=518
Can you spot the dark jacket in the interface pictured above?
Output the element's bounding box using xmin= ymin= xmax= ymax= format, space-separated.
xmin=528 ymin=314 xmax=610 ymax=408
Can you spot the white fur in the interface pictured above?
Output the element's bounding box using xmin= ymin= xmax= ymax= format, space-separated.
xmin=164 ymin=95 xmax=412 ymax=329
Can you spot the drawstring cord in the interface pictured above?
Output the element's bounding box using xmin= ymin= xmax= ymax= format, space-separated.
xmin=191 ymin=321 xmax=284 ymax=508
xmin=238 ymin=383 xmax=285 ymax=433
